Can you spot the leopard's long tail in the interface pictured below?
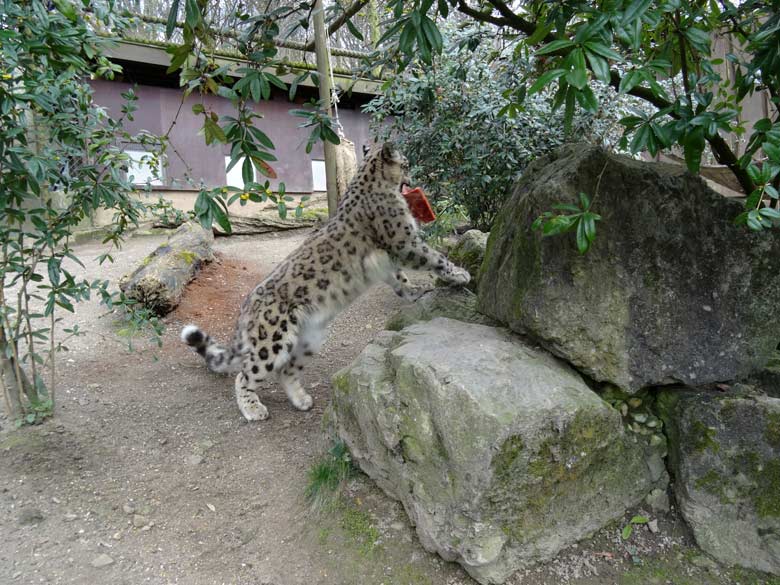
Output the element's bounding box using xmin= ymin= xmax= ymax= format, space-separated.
xmin=181 ymin=324 xmax=242 ymax=374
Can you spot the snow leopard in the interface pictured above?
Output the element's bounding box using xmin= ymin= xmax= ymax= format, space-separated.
xmin=181 ymin=142 xmax=470 ymax=421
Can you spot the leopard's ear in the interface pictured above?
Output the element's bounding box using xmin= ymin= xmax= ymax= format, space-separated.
xmin=381 ymin=142 xmax=402 ymax=164
xmin=362 ymin=143 xmax=371 ymax=157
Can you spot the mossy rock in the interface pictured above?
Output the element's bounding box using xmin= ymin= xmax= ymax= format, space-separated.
xmin=385 ymin=288 xmax=497 ymax=331
xmin=478 ymin=144 xmax=780 ymax=393
xmin=332 ymin=318 xmax=667 ymax=584
xmin=448 ymin=229 xmax=488 ymax=291
xmin=660 ymin=386 xmax=780 ymax=574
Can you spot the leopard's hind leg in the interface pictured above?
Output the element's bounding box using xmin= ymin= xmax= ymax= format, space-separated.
xmin=233 ymin=312 xmax=300 ymax=420
xmin=279 ymin=314 xmax=328 ymax=412
xmin=234 ymin=368 xmax=270 ymax=421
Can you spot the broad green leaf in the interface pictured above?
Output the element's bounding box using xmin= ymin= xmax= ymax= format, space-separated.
xmin=566 ymin=67 xmax=588 ymax=90
xmin=684 ymin=27 xmax=711 ymax=53
xmin=585 ymin=51 xmax=611 ymax=83
xmin=166 ymin=0 xmax=181 ymax=39
xmin=764 ymin=143 xmax=780 ymax=162
xmin=683 ymin=127 xmax=705 ymax=174
xmin=535 ymin=39 xmax=576 ymax=56
xmin=211 ymin=200 xmax=232 ymax=234
xmin=528 ymin=69 xmax=567 ymax=95
xmin=526 ymin=23 xmax=553 ymax=45
xmin=346 ymin=19 xmax=364 ymax=41
xmin=630 ymin=124 xmax=651 ymax=153
xmin=399 ymin=21 xmax=417 ymax=54
xmin=621 ymin=524 xmax=633 ymax=540
xmin=575 ymin=86 xmax=599 ymax=112
xmin=242 ymin=156 xmax=254 ymax=185
xmin=583 ymin=41 xmax=624 ymax=62
xmin=421 ymin=17 xmax=444 ymax=54
xmin=758 ymin=207 xmax=780 ymax=220
xmin=618 ymin=70 xmax=643 ymax=94
xmin=622 ymin=0 xmax=653 ymax=25
xmin=754 ymin=118 xmax=772 ymax=133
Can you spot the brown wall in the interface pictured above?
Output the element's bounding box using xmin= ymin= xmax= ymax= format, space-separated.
xmin=90 ymin=79 xmax=373 ymax=194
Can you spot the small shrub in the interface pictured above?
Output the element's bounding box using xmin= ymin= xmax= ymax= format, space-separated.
xmin=305 ymin=440 xmax=356 ymax=508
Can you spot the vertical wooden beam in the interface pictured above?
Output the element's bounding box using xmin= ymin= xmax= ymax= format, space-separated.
xmin=313 ymin=0 xmax=339 ymax=217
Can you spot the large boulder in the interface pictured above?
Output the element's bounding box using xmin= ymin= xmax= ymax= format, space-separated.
xmin=449 ymin=229 xmax=489 ymax=290
xmin=332 ymin=318 xmax=667 ymax=584
xmin=659 ymin=386 xmax=780 ymax=574
xmin=385 ymin=288 xmax=497 ymax=331
xmin=478 ymin=144 xmax=780 ymax=393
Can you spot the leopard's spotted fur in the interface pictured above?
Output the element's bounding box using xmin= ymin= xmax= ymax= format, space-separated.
xmin=181 ymin=143 xmax=470 ymax=421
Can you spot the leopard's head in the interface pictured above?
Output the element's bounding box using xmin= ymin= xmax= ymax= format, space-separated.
xmin=361 ymin=142 xmax=410 ymax=190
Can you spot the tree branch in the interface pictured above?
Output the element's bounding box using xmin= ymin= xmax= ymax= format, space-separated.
xmin=455 ymin=0 xmax=514 ymax=28
xmin=303 ymin=0 xmax=370 ymax=52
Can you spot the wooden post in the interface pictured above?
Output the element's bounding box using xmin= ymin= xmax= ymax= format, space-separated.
xmin=313 ymin=0 xmax=339 ymax=218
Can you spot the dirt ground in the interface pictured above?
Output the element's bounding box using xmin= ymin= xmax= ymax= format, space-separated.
xmin=0 ymin=229 xmax=776 ymax=585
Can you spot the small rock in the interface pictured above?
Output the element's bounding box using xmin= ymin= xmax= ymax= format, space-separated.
xmin=91 ymin=553 xmax=114 ymax=568
xmin=18 ymin=508 xmax=44 ymax=526
xmin=64 ymin=513 xmax=78 ymax=522
xmin=390 ymin=522 xmax=405 ymax=531
xmin=691 ymin=554 xmax=718 ymax=571
xmin=132 ymin=514 xmax=149 ymax=528
xmin=187 ymin=454 xmax=204 ymax=466
xmin=645 ymin=488 xmax=670 ymax=512
xmin=206 ymin=503 xmax=216 ymax=512
xmin=51 ymin=497 xmax=61 ymax=504
xmin=198 ymin=439 xmax=215 ymax=451
xmin=111 ymin=532 xmax=122 ymax=541
xmin=647 ymin=519 xmax=659 ymax=534
xmin=122 ymin=503 xmax=136 ymax=515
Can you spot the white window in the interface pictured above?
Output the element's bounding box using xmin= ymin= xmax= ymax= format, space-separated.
xmin=311 ymin=160 xmax=326 ymax=191
xmin=126 ymin=150 xmax=163 ymax=186
xmin=225 ymin=156 xmax=254 ymax=186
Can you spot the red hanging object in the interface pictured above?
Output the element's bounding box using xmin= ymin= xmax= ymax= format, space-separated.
xmin=402 ymin=186 xmax=436 ymax=223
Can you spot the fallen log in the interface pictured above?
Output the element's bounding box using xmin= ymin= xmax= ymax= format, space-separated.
xmin=212 ymin=214 xmax=323 ymax=236
xmin=119 ymin=222 xmax=214 ymax=315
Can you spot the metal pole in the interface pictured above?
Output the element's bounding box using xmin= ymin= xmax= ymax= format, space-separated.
xmin=313 ymin=0 xmax=339 ymax=217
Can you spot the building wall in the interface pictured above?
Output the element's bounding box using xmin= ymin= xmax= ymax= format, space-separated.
xmin=90 ymin=79 xmax=374 ymax=194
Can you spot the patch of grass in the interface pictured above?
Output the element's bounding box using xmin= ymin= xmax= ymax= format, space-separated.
xmin=341 ymin=504 xmax=381 ymax=557
xmin=730 ymin=566 xmax=780 ymax=585
xmin=620 ymin=557 xmax=701 ymax=585
xmin=394 ymin=563 xmax=433 ymax=585
xmin=305 ymin=440 xmax=356 ymax=508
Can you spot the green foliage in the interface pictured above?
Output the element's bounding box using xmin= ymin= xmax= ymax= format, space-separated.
xmin=163 ymin=0 xmax=340 ymax=223
xmin=0 ymin=0 xmax=163 ymax=423
xmin=366 ymin=24 xmax=637 ymax=231
xmin=375 ymin=0 xmax=780 ymax=204
xmin=532 ymin=192 xmax=602 ymax=254
xmin=621 ymin=514 xmax=649 ymax=540
xmin=305 ymin=440 xmax=357 ymax=508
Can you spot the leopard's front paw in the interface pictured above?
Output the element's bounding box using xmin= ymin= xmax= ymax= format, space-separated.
xmin=399 ymin=284 xmax=431 ymax=302
xmin=445 ymin=266 xmax=471 ymax=286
